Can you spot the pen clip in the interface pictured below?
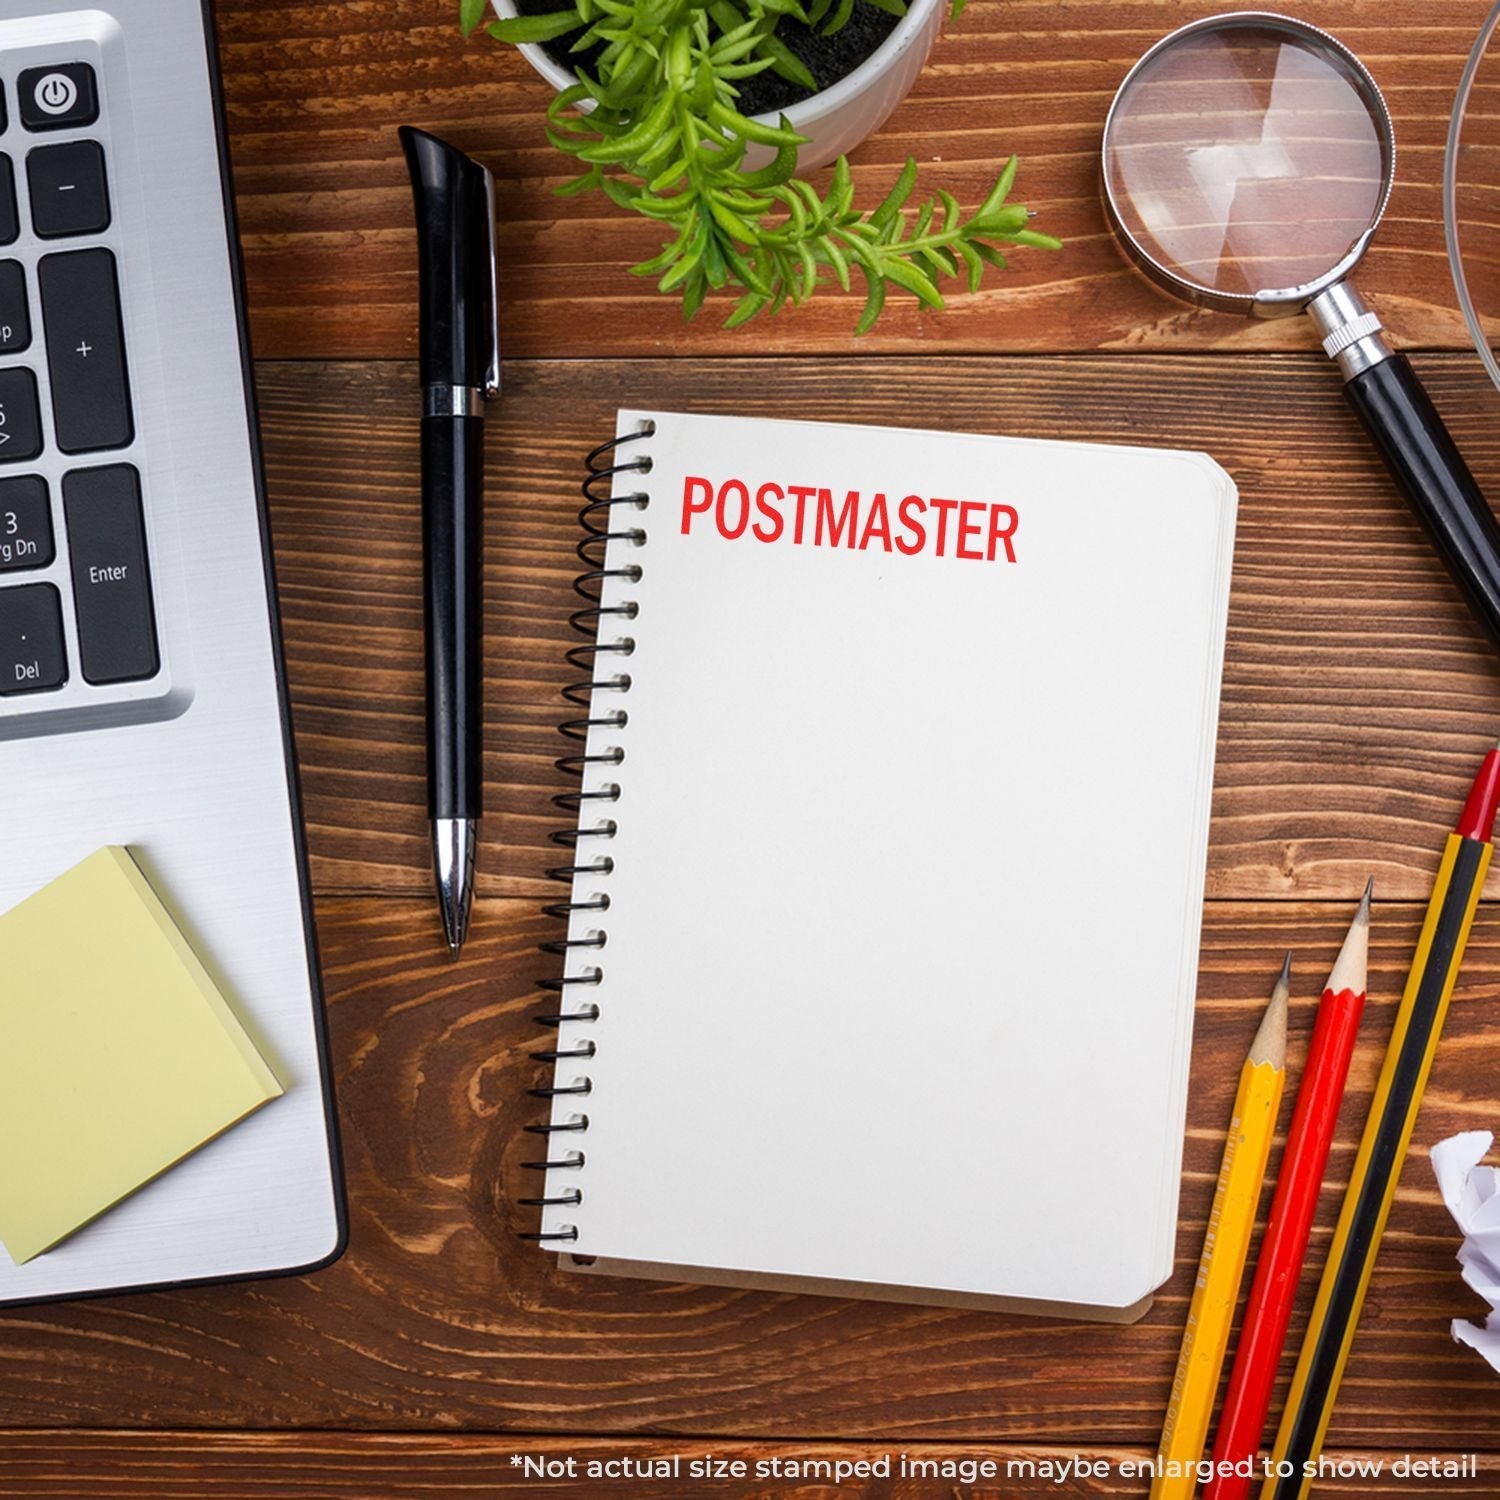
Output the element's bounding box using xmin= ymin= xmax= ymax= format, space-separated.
xmin=482 ymin=163 xmax=501 ymax=401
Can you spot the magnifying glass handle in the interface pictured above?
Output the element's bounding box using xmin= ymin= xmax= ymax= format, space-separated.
xmin=1343 ymin=353 xmax=1500 ymax=648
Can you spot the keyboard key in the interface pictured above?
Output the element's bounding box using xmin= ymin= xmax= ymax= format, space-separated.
xmin=0 ymin=157 xmax=15 ymax=247
xmin=18 ymin=64 xmax=99 ymax=132
xmin=64 ymin=465 xmax=158 ymax=683
xmin=39 ymin=249 xmax=132 ymax=453
xmin=0 ymin=582 xmax=66 ymax=694
xmin=0 ymin=476 xmax=52 ymax=571
xmin=0 ymin=262 xmax=29 ymax=354
xmin=0 ymin=82 xmax=8 ymax=135
xmin=28 ymin=141 xmax=110 ymax=238
xmin=0 ymin=369 xmax=43 ymax=463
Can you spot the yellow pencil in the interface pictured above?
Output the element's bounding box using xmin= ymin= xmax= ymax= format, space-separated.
xmin=1263 ymin=744 xmax=1500 ymax=1499
xmin=1152 ymin=956 xmax=1290 ymax=1500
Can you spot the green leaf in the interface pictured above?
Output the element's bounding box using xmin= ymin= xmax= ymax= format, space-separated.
xmin=718 ymin=235 xmax=770 ymax=293
xmin=822 ymin=235 xmax=850 ymax=291
xmin=970 ymin=203 xmax=1028 ymax=235
xmin=793 ymin=178 xmax=824 ymax=220
xmin=659 ymin=231 xmax=705 ymax=291
xmin=702 ymin=232 xmax=728 ymax=288
xmin=824 ymin=154 xmax=854 ymax=218
xmin=631 ymin=218 xmax=695 ymax=275
xmin=919 ymin=244 xmax=958 ymax=278
xmin=718 ymin=190 xmax=776 ymax=212
xmin=976 ymin=156 xmax=1018 ymax=221
xmin=854 ymin=270 xmax=886 ymax=335
xmin=578 ymin=89 xmax=675 ymax=162
xmin=709 ymin=196 xmax=760 ymax=244
xmin=869 ymin=157 xmax=918 ymax=230
xmin=548 ymin=81 xmax=593 ymax=114
xmin=760 ymin=34 xmax=816 ymax=90
xmin=708 ymin=100 xmax=805 ymax=147
xmin=956 ymin=239 xmax=984 ymax=292
xmin=648 ymin=156 xmax=691 ymax=191
xmin=682 ymin=269 xmax=708 ymax=320
xmin=821 ymin=0 xmax=855 ymax=34
xmin=487 ymin=11 xmax=582 ymax=43
xmin=460 ymin=0 xmax=490 ymax=37
xmin=723 ymin=290 xmax=768 ymax=328
xmin=796 ymin=239 xmax=818 ymax=298
xmin=1009 ymin=228 xmax=1062 ymax=250
xmin=600 ymin=173 xmax=641 ymax=209
xmin=880 ymin=255 xmax=944 ymax=308
xmin=554 ymin=167 xmax=603 ymax=197
xmin=738 ymin=137 xmax=800 ymax=189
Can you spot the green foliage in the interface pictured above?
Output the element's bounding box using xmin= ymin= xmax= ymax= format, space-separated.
xmin=464 ymin=0 xmax=1058 ymax=330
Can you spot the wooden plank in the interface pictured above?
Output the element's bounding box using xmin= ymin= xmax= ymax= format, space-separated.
xmin=0 ymin=1432 xmax=1493 ymax=1497
xmin=0 ymin=896 xmax=1497 ymax=1444
xmin=254 ymin=354 xmax=1500 ymax=903
xmin=215 ymin=0 xmax=1489 ymax=360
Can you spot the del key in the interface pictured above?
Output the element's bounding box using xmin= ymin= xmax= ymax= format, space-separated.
xmin=40 ymin=247 xmax=133 ymax=453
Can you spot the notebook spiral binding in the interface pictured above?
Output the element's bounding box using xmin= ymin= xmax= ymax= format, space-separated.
xmin=518 ymin=420 xmax=654 ymax=1246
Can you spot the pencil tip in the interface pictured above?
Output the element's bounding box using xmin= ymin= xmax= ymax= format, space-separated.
xmin=1252 ymin=960 xmax=1290 ymax=1067
xmin=1326 ymin=883 xmax=1373 ymax=995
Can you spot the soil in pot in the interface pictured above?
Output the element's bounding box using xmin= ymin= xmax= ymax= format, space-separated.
xmin=511 ymin=0 xmax=901 ymax=116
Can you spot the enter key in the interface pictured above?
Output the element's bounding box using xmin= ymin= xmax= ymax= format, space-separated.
xmin=63 ymin=464 xmax=159 ymax=684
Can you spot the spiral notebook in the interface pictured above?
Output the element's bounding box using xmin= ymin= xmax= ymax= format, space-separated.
xmin=530 ymin=409 xmax=1237 ymax=1319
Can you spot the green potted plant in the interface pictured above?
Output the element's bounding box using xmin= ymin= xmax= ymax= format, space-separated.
xmin=462 ymin=0 xmax=1057 ymax=330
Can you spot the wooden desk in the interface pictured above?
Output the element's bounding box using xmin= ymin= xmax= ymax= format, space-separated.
xmin=5 ymin=2 xmax=1500 ymax=1494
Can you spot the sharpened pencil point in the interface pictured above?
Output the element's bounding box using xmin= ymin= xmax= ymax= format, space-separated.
xmin=1250 ymin=955 xmax=1291 ymax=1068
xmin=1326 ymin=882 xmax=1373 ymax=998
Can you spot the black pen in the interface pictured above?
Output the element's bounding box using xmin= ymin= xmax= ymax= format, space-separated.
xmin=400 ymin=128 xmax=499 ymax=955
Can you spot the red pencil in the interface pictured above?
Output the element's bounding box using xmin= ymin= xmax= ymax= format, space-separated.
xmin=1202 ymin=881 xmax=1373 ymax=1500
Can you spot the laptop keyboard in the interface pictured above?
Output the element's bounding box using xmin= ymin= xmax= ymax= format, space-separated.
xmin=0 ymin=59 xmax=159 ymax=699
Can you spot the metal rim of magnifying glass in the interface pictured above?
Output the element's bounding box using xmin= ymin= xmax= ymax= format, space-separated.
xmin=1101 ymin=10 xmax=1396 ymax=318
xmin=1444 ymin=0 xmax=1500 ymax=397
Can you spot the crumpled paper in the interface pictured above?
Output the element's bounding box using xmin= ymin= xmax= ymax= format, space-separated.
xmin=1431 ymin=1131 xmax=1500 ymax=1371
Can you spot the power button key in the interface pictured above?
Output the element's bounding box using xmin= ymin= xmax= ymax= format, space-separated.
xmin=18 ymin=64 xmax=98 ymax=132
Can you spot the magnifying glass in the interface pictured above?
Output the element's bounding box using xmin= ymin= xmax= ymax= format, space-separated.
xmin=1103 ymin=11 xmax=1500 ymax=649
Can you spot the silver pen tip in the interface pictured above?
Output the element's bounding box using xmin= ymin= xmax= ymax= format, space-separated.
xmin=433 ymin=817 xmax=477 ymax=958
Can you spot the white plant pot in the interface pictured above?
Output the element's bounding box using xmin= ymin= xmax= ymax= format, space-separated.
xmin=492 ymin=0 xmax=942 ymax=171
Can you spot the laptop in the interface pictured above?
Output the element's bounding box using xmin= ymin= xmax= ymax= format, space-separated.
xmin=0 ymin=0 xmax=346 ymax=1302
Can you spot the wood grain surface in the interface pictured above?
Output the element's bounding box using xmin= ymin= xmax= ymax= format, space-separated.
xmin=258 ymin=353 xmax=1500 ymax=903
xmin=215 ymin=0 xmax=1498 ymax=361
xmin=0 ymin=898 xmax=1496 ymax=1449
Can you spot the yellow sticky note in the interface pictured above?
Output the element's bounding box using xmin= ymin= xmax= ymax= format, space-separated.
xmin=0 ymin=847 xmax=282 ymax=1264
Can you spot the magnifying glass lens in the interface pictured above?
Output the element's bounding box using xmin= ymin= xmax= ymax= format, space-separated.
xmin=1104 ymin=22 xmax=1390 ymax=297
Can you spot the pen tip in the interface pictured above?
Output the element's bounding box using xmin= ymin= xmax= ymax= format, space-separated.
xmin=1279 ymin=949 xmax=1292 ymax=987
xmin=1358 ymin=876 xmax=1374 ymax=919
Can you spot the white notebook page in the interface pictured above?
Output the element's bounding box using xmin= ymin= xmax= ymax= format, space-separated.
xmin=540 ymin=410 xmax=1236 ymax=1311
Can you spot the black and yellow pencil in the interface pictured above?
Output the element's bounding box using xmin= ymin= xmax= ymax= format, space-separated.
xmin=1262 ymin=742 xmax=1500 ymax=1500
